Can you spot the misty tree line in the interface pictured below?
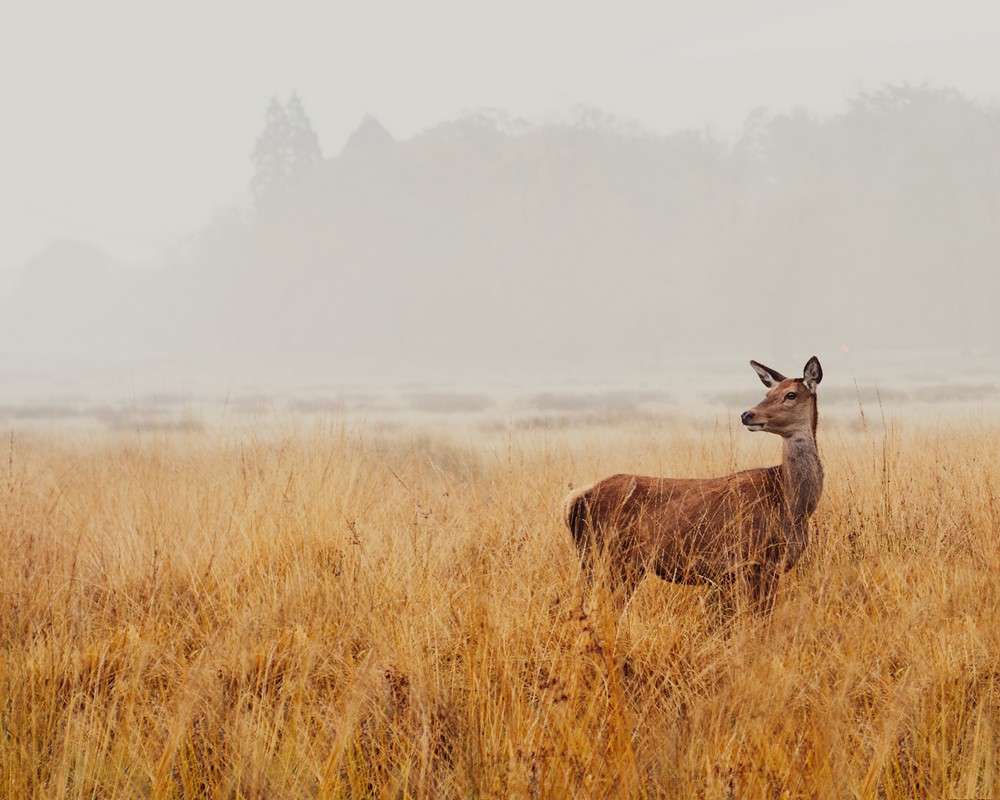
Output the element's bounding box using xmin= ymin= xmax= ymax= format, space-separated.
xmin=10 ymin=85 xmax=997 ymax=363
xmin=225 ymin=84 xmax=999 ymax=362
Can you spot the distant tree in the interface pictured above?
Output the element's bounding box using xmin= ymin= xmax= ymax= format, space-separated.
xmin=251 ymin=97 xmax=291 ymax=203
xmin=838 ymin=83 xmax=1000 ymax=351
xmin=285 ymin=91 xmax=323 ymax=174
xmin=342 ymin=114 xmax=394 ymax=156
xmin=251 ymin=92 xmax=323 ymax=208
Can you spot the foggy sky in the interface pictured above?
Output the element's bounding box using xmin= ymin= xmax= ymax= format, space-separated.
xmin=3 ymin=0 xmax=1000 ymax=271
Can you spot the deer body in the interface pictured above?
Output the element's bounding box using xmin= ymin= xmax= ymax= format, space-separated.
xmin=564 ymin=357 xmax=823 ymax=612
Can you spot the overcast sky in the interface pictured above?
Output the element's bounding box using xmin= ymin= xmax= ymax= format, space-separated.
xmin=2 ymin=0 xmax=999 ymax=272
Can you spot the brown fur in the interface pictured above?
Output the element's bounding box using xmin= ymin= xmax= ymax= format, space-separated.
xmin=564 ymin=357 xmax=824 ymax=613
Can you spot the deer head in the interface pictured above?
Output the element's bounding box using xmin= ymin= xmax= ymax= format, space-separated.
xmin=741 ymin=357 xmax=823 ymax=438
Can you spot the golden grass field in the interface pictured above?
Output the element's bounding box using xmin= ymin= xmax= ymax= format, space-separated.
xmin=2 ymin=413 xmax=999 ymax=798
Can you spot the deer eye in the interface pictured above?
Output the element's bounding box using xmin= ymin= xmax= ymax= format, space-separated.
xmin=784 ymin=391 xmax=797 ymax=401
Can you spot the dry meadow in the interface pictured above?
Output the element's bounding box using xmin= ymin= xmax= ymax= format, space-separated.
xmin=2 ymin=413 xmax=999 ymax=798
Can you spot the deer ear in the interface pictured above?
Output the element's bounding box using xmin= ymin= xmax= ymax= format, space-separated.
xmin=750 ymin=360 xmax=786 ymax=388
xmin=802 ymin=356 xmax=823 ymax=391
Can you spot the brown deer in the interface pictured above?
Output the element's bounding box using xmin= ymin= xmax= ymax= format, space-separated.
xmin=564 ymin=357 xmax=823 ymax=614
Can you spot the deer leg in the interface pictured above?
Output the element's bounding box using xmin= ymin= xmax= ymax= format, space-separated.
xmin=611 ymin=558 xmax=644 ymax=609
xmin=749 ymin=564 xmax=780 ymax=615
xmin=734 ymin=563 xmax=779 ymax=615
xmin=573 ymin=544 xmax=597 ymax=617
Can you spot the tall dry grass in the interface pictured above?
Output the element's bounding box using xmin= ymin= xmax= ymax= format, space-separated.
xmin=1 ymin=415 xmax=999 ymax=798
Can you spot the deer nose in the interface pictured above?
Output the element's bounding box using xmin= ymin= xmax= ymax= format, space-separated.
xmin=741 ymin=411 xmax=755 ymax=425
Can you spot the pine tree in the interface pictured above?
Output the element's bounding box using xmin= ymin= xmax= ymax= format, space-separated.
xmin=250 ymin=93 xmax=323 ymax=208
xmin=251 ymin=97 xmax=291 ymax=203
xmin=285 ymin=91 xmax=323 ymax=178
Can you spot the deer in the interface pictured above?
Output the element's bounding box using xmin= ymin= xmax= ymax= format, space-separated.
xmin=564 ymin=357 xmax=823 ymax=615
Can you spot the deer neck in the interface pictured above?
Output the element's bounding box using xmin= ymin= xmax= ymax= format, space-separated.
xmin=781 ymin=430 xmax=823 ymax=523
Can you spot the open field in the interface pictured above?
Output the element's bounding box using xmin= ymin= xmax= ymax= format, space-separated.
xmin=2 ymin=415 xmax=999 ymax=798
